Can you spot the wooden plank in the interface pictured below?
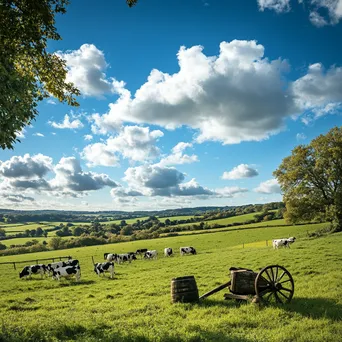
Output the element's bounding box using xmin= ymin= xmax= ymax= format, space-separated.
xmin=199 ymin=281 xmax=231 ymax=300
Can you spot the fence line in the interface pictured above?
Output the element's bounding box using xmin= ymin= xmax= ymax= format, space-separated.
xmin=0 ymin=255 xmax=72 ymax=270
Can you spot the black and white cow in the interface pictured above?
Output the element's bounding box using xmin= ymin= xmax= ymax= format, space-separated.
xmin=273 ymin=237 xmax=296 ymax=249
xmin=116 ymin=253 xmax=137 ymax=264
xmin=46 ymin=259 xmax=79 ymax=276
xmin=19 ymin=264 xmax=47 ymax=279
xmin=52 ymin=264 xmax=81 ymax=281
xmin=180 ymin=246 xmax=197 ymax=256
xmin=144 ymin=250 xmax=158 ymax=260
xmin=136 ymin=249 xmax=148 ymax=258
xmin=104 ymin=253 xmax=117 ymax=262
xmin=94 ymin=262 xmax=115 ymax=279
xmin=164 ymin=247 xmax=173 ymax=257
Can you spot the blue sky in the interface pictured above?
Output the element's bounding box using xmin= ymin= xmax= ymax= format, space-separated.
xmin=1 ymin=0 xmax=342 ymax=211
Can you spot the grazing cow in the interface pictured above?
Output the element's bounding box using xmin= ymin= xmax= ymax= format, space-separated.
xmin=116 ymin=253 xmax=137 ymax=264
xmin=94 ymin=262 xmax=115 ymax=279
xmin=46 ymin=259 xmax=79 ymax=276
xmin=273 ymin=237 xmax=296 ymax=249
xmin=104 ymin=253 xmax=117 ymax=262
xmin=180 ymin=246 xmax=197 ymax=256
xmin=19 ymin=264 xmax=47 ymax=279
xmin=136 ymin=249 xmax=148 ymax=258
xmin=65 ymin=259 xmax=79 ymax=267
xmin=164 ymin=247 xmax=173 ymax=257
xmin=144 ymin=250 xmax=158 ymax=260
xmin=52 ymin=264 xmax=81 ymax=281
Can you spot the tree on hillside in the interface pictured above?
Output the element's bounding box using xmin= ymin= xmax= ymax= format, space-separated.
xmin=274 ymin=126 xmax=342 ymax=232
xmin=48 ymin=236 xmax=64 ymax=250
xmin=1 ymin=0 xmax=137 ymax=149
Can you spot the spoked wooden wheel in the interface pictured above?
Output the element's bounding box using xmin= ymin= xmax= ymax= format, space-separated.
xmin=255 ymin=265 xmax=294 ymax=304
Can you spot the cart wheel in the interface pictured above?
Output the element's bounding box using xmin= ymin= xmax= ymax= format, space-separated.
xmin=255 ymin=265 xmax=294 ymax=304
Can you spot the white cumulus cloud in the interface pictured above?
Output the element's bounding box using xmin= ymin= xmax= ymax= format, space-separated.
xmin=50 ymin=157 xmax=118 ymax=193
xmin=296 ymin=133 xmax=306 ymax=140
xmin=81 ymin=142 xmax=120 ymax=167
xmin=254 ymin=178 xmax=281 ymax=194
xmin=81 ymin=126 xmax=164 ymax=167
xmin=49 ymin=114 xmax=84 ymax=130
xmin=91 ymin=40 xmax=296 ymax=145
xmin=292 ymin=63 xmax=342 ymax=121
xmin=157 ymin=142 xmax=198 ymax=167
xmin=257 ymin=0 xmax=291 ymax=13
xmin=84 ymin=134 xmax=93 ymax=141
xmin=215 ymin=186 xmax=249 ymax=197
xmin=58 ymin=44 xmax=123 ymax=97
xmin=222 ymin=164 xmax=259 ymax=180
xmin=0 ymin=154 xmax=53 ymax=179
xmin=257 ymin=0 xmax=342 ymax=26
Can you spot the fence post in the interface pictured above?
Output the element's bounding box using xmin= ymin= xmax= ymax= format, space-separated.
xmin=13 ymin=262 xmax=16 ymax=270
xmin=91 ymin=256 xmax=95 ymax=265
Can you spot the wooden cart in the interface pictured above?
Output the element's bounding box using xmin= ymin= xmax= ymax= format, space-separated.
xmin=199 ymin=265 xmax=294 ymax=305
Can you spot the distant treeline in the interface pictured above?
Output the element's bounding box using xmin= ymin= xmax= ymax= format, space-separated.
xmin=0 ymin=202 xmax=287 ymax=256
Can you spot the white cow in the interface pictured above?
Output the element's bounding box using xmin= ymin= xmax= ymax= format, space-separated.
xmin=52 ymin=264 xmax=81 ymax=281
xmin=104 ymin=253 xmax=117 ymax=262
xmin=273 ymin=237 xmax=296 ymax=249
xmin=164 ymin=248 xmax=173 ymax=257
xmin=144 ymin=250 xmax=158 ymax=260
xmin=94 ymin=262 xmax=115 ymax=279
xmin=19 ymin=265 xmax=47 ymax=279
xmin=46 ymin=259 xmax=79 ymax=276
xmin=116 ymin=253 xmax=136 ymax=264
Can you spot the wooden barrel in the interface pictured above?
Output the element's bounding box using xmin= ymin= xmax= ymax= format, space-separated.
xmin=171 ymin=276 xmax=199 ymax=303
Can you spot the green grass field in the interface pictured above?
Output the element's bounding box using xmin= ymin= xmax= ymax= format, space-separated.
xmin=158 ymin=215 xmax=202 ymax=223
xmin=161 ymin=221 xmax=324 ymax=237
xmin=172 ymin=212 xmax=281 ymax=228
xmin=0 ymin=222 xmax=341 ymax=341
xmin=103 ymin=215 xmax=200 ymax=225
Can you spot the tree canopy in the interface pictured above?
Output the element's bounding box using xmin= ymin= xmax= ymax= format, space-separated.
xmin=0 ymin=0 xmax=138 ymax=149
xmin=274 ymin=126 xmax=342 ymax=232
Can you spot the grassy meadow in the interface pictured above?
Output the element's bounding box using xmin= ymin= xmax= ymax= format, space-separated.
xmin=0 ymin=222 xmax=341 ymax=342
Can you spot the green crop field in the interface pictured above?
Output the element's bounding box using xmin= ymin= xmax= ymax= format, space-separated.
xmin=1 ymin=223 xmax=56 ymax=235
xmin=172 ymin=212 xmax=283 ymax=228
xmin=103 ymin=215 xmax=200 ymax=225
xmin=103 ymin=216 xmax=150 ymax=225
xmin=161 ymin=221 xmax=325 ymax=237
xmin=0 ymin=223 xmax=341 ymax=342
xmin=0 ymin=236 xmax=71 ymax=247
xmin=158 ymin=215 xmax=202 ymax=223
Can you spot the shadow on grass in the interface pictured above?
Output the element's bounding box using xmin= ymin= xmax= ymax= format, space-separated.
xmin=192 ymin=296 xmax=342 ymax=322
xmin=195 ymin=298 xmax=245 ymax=309
xmin=283 ymin=297 xmax=342 ymax=321
xmin=0 ymin=323 xmax=252 ymax=342
xmin=58 ymin=279 xmax=96 ymax=287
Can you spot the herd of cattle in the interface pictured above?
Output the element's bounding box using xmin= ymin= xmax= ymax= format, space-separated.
xmin=18 ymin=238 xmax=296 ymax=281
xmin=18 ymin=246 xmax=198 ymax=281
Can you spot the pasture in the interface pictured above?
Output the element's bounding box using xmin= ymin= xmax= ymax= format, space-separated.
xmin=0 ymin=224 xmax=341 ymax=341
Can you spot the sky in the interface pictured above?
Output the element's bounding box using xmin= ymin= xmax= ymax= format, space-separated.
xmin=1 ymin=0 xmax=342 ymax=211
